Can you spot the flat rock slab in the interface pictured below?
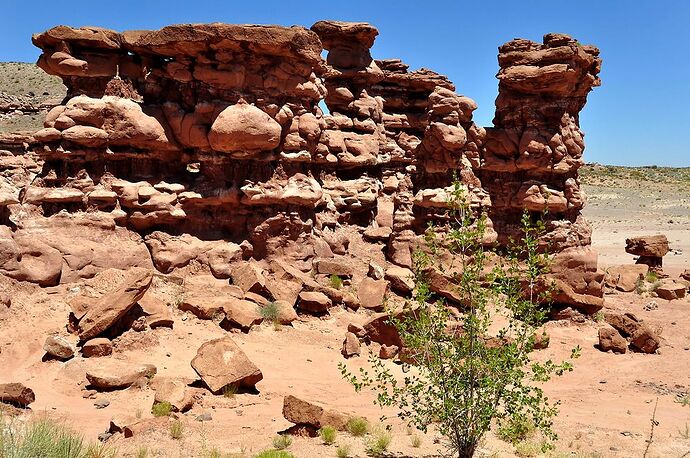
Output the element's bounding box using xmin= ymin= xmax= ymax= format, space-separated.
xmin=282 ymin=395 xmax=351 ymax=430
xmin=0 ymin=383 xmax=35 ymax=406
xmin=191 ymin=337 xmax=263 ymax=394
xmin=78 ymin=268 xmax=153 ymax=341
xmin=656 ymin=281 xmax=687 ymax=300
xmin=86 ymin=362 xmax=157 ymax=390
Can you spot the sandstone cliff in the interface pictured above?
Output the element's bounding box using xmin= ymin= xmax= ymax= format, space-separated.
xmin=0 ymin=21 xmax=603 ymax=312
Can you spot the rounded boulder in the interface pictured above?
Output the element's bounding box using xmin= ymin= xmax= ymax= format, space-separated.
xmin=208 ymin=103 xmax=282 ymax=153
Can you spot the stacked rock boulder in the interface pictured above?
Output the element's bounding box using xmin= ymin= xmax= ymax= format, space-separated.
xmin=0 ymin=22 xmax=604 ymax=312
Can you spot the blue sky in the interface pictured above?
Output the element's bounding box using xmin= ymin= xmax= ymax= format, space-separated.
xmin=2 ymin=0 xmax=689 ymax=166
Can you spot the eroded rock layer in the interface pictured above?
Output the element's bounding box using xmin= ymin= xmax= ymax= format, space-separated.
xmin=0 ymin=22 xmax=603 ymax=311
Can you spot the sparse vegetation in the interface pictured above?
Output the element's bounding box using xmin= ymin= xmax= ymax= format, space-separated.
xmin=345 ymin=417 xmax=369 ymax=437
xmin=252 ymin=451 xmax=294 ymax=458
xmin=411 ymin=434 xmax=422 ymax=448
xmin=593 ymin=311 xmax=604 ymax=322
xmin=336 ymin=444 xmax=351 ymax=458
xmin=223 ymin=384 xmax=238 ymax=398
xmin=272 ymin=434 xmax=292 ymax=450
xmin=676 ymin=395 xmax=690 ymax=407
xmin=649 ymin=280 xmax=662 ymax=293
xmin=260 ymin=301 xmax=281 ymax=323
xmin=319 ymin=425 xmax=337 ymax=445
xmin=170 ymin=419 xmax=184 ymax=440
xmin=678 ymin=423 xmax=690 ymax=439
xmin=645 ymin=271 xmax=659 ymax=283
xmin=329 ymin=274 xmax=343 ymax=290
xmin=497 ymin=414 xmax=537 ymax=444
xmin=340 ymin=182 xmax=579 ymax=458
xmin=0 ymin=415 xmax=116 ymax=458
xmin=364 ymin=427 xmax=392 ymax=457
xmin=151 ymin=401 xmax=173 ymax=417
xmin=635 ymin=277 xmax=646 ymax=294
xmin=136 ymin=446 xmax=149 ymax=458
xmin=514 ymin=440 xmax=543 ymax=457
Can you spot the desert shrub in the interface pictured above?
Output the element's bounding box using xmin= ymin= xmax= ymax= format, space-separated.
xmin=260 ymin=301 xmax=281 ymax=323
xmin=649 ymin=280 xmax=662 ymax=292
xmin=364 ymin=428 xmax=392 ymax=457
xmin=411 ymin=434 xmax=422 ymax=448
xmin=645 ymin=271 xmax=658 ymax=283
xmin=336 ymin=444 xmax=351 ymax=458
xmin=253 ymin=451 xmax=294 ymax=458
xmin=678 ymin=423 xmax=690 ymax=439
xmin=272 ymin=434 xmax=292 ymax=450
xmin=136 ymin=447 xmax=149 ymax=458
xmin=675 ymin=395 xmax=690 ymax=407
xmin=170 ymin=419 xmax=184 ymax=440
xmin=340 ymin=180 xmax=579 ymax=458
xmin=319 ymin=425 xmax=337 ymax=445
xmin=329 ymin=274 xmax=343 ymax=290
xmin=151 ymin=401 xmax=173 ymax=417
xmin=345 ymin=417 xmax=368 ymax=437
xmin=223 ymin=384 xmax=238 ymax=398
xmin=514 ymin=440 xmax=542 ymax=457
xmin=635 ymin=277 xmax=646 ymax=294
xmin=0 ymin=416 xmax=115 ymax=458
xmin=497 ymin=414 xmax=536 ymax=444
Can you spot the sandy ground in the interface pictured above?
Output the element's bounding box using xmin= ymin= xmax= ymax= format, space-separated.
xmin=0 ymin=171 xmax=689 ymax=458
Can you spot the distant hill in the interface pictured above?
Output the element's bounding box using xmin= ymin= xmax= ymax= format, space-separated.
xmin=0 ymin=62 xmax=65 ymax=133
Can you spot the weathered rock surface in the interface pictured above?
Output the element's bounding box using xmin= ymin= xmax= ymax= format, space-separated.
xmin=190 ymin=337 xmax=263 ymax=393
xmin=0 ymin=22 xmax=604 ymax=316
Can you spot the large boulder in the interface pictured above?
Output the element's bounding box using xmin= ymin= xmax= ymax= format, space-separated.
xmin=78 ymin=268 xmax=153 ymax=340
xmin=357 ymin=278 xmax=388 ymax=310
xmin=604 ymin=311 xmax=641 ymax=337
xmin=82 ymin=338 xmax=113 ymax=357
xmin=605 ymin=264 xmax=648 ymax=292
xmin=151 ymin=377 xmax=195 ymax=412
xmin=625 ymin=235 xmax=669 ymax=258
xmin=191 ymin=337 xmax=263 ymax=393
xmin=282 ymin=395 xmax=351 ymax=431
xmin=43 ymin=335 xmax=76 ymax=360
xmin=297 ymin=291 xmax=332 ymax=313
xmin=598 ymin=327 xmax=627 ymax=354
xmin=630 ymin=325 xmax=661 ymax=354
xmin=0 ymin=383 xmax=35 ymax=407
xmin=209 ymin=102 xmax=282 ymax=154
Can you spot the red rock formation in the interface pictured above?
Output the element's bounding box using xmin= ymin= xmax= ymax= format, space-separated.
xmin=0 ymin=22 xmax=603 ymax=312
